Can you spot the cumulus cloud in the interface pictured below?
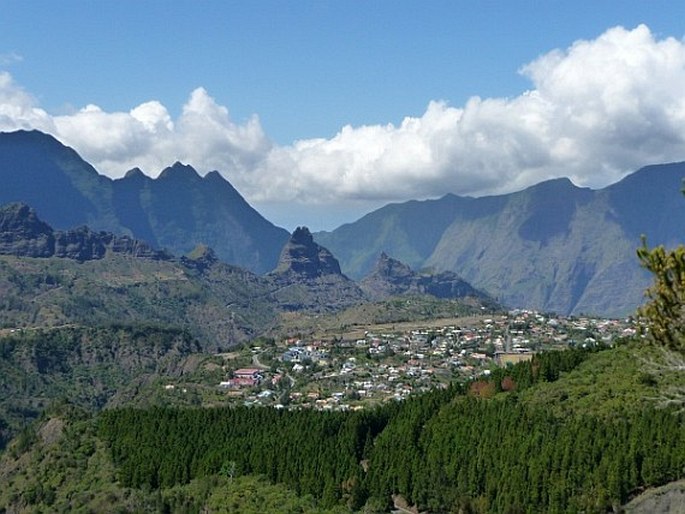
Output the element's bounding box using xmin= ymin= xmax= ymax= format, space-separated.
xmin=254 ymin=24 xmax=685 ymax=203
xmin=44 ymin=87 xmax=272 ymax=179
xmin=2 ymin=24 xmax=685 ymax=220
xmin=0 ymin=71 xmax=54 ymax=132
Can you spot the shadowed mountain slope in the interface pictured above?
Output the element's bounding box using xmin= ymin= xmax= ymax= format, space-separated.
xmin=0 ymin=129 xmax=119 ymax=232
xmin=0 ymin=130 xmax=289 ymax=273
xmin=316 ymin=164 xmax=685 ymax=316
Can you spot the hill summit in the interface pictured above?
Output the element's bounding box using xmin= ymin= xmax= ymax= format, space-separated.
xmin=360 ymin=252 xmax=493 ymax=304
xmin=272 ymin=226 xmax=343 ymax=278
xmin=267 ymin=227 xmax=366 ymax=312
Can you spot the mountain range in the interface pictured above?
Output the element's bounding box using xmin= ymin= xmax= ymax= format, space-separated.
xmin=0 ymin=130 xmax=289 ymax=274
xmin=0 ymin=203 xmax=490 ymax=348
xmin=1 ymin=129 xmax=684 ymax=316
xmin=315 ymin=164 xmax=685 ymax=316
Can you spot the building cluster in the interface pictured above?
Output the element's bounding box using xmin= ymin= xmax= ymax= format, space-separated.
xmin=209 ymin=310 xmax=638 ymax=410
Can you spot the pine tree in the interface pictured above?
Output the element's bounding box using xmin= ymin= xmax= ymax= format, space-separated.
xmin=637 ymin=237 xmax=685 ymax=351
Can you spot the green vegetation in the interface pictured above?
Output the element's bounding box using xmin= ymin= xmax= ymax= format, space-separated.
xmin=0 ymin=324 xmax=202 ymax=449
xmin=1 ymin=175 xmax=685 ymax=512
xmin=0 ymin=332 xmax=683 ymax=512
xmin=0 ymin=406 xmax=345 ymax=514
xmin=638 ymin=237 xmax=685 ymax=351
xmin=89 ymin=345 xmax=684 ymax=513
xmin=0 ymin=253 xmax=277 ymax=350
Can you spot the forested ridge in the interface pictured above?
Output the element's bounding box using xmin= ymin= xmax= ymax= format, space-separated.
xmin=97 ymin=345 xmax=685 ymax=513
xmin=0 ymin=324 xmax=202 ymax=450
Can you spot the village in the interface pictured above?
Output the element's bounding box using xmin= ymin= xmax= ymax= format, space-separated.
xmin=171 ymin=310 xmax=640 ymax=411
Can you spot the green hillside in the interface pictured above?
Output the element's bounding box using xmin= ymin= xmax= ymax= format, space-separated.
xmin=2 ymin=340 xmax=682 ymax=513
xmin=0 ymin=253 xmax=278 ymax=350
xmin=0 ymin=324 xmax=202 ymax=450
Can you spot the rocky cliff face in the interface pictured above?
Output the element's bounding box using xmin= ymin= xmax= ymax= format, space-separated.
xmin=0 ymin=203 xmax=55 ymax=257
xmin=272 ymin=227 xmax=343 ymax=278
xmin=0 ymin=203 xmax=170 ymax=261
xmin=360 ymin=252 xmax=491 ymax=302
xmin=268 ymin=227 xmax=366 ymax=311
xmin=316 ymin=163 xmax=685 ymax=317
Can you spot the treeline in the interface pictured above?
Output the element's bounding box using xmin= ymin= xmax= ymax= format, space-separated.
xmin=98 ymin=347 xmax=685 ymax=512
xmin=99 ymin=405 xmax=391 ymax=509
xmin=368 ymin=397 xmax=684 ymax=512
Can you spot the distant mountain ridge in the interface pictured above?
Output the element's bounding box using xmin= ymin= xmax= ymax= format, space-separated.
xmin=4 ymin=129 xmax=683 ymax=316
xmin=315 ymin=163 xmax=685 ymax=317
xmin=0 ymin=203 xmax=171 ymax=261
xmin=0 ymin=130 xmax=289 ymax=273
xmin=360 ymin=252 xmax=494 ymax=305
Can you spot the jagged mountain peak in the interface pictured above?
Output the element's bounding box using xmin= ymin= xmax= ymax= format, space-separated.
xmin=373 ymin=251 xmax=413 ymax=280
xmin=0 ymin=201 xmax=170 ymax=262
xmin=0 ymin=202 xmax=52 ymax=236
xmin=158 ymin=161 xmax=201 ymax=180
xmin=203 ymin=170 xmax=225 ymax=182
xmin=267 ymin=227 xmax=366 ymax=312
xmin=291 ymin=226 xmax=315 ymax=245
xmin=0 ymin=130 xmax=290 ymax=273
xmin=272 ymin=227 xmax=342 ymax=278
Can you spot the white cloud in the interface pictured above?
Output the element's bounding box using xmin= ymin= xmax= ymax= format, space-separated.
xmin=40 ymin=87 xmax=272 ymax=179
xmin=0 ymin=71 xmax=54 ymax=132
xmin=2 ymin=24 xmax=685 ymax=228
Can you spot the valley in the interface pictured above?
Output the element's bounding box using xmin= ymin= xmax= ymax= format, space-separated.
xmin=198 ymin=310 xmax=638 ymax=411
xmin=0 ymin=130 xmax=683 ymax=513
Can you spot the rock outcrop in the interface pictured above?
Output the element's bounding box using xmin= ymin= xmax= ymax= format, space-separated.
xmin=360 ymin=252 xmax=492 ymax=303
xmin=181 ymin=244 xmax=220 ymax=272
xmin=0 ymin=203 xmax=55 ymax=257
xmin=272 ymin=226 xmax=342 ymax=278
xmin=0 ymin=203 xmax=171 ymax=261
xmin=268 ymin=227 xmax=366 ymax=311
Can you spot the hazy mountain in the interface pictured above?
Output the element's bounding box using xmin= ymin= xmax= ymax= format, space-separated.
xmin=4 ymin=129 xmax=683 ymax=315
xmin=315 ymin=163 xmax=685 ymax=317
xmin=112 ymin=162 xmax=290 ymax=274
xmin=360 ymin=252 xmax=494 ymax=305
xmin=0 ymin=129 xmax=120 ymax=232
xmin=0 ymin=130 xmax=289 ymax=273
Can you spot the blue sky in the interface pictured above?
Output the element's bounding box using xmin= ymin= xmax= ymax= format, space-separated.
xmin=2 ymin=1 xmax=685 ymax=230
